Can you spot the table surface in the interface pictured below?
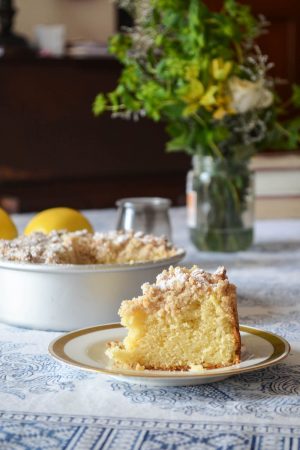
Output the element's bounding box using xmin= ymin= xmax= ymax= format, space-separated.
xmin=1 ymin=208 xmax=300 ymax=450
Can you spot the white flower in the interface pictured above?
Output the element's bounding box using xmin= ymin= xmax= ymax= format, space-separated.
xmin=228 ymin=76 xmax=273 ymax=113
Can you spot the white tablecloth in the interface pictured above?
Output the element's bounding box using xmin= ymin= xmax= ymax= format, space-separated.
xmin=1 ymin=208 xmax=300 ymax=449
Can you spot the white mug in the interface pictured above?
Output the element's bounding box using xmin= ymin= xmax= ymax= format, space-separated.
xmin=35 ymin=24 xmax=66 ymax=57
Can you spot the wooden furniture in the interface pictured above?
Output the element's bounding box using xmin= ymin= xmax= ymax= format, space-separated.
xmin=0 ymin=56 xmax=189 ymax=211
xmin=0 ymin=0 xmax=299 ymax=212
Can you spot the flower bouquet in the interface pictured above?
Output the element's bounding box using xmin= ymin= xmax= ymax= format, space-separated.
xmin=94 ymin=0 xmax=300 ymax=251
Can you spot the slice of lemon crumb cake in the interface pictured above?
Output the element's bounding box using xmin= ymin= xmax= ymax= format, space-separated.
xmin=106 ymin=265 xmax=241 ymax=371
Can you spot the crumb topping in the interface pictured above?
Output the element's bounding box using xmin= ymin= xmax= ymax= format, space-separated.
xmin=0 ymin=229 xmax=179 ymax=265
xmin=119 ymin=265 xmax=233 ymax=316
xmin=154 ymin=266 xmax=227 ymax=292
xmin=144 ymin=265 xmax=227 ymax=293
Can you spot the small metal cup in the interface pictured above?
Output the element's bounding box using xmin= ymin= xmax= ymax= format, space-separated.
xmin=116 ymin=197 xmax=172 ymax=241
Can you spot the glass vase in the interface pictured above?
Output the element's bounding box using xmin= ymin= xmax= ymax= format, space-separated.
xmin=186 ymin=155 xmax=254 ymax=252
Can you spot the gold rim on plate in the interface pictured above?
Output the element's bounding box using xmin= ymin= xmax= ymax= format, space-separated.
xmin=49 ymin=323 xmax=290 ymax=378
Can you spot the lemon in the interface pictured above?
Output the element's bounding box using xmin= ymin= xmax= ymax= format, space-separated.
xmin=0 ymin=208 xmax=18 ymax=240
xmin=24 ymin=207 xmax=94 ymax=235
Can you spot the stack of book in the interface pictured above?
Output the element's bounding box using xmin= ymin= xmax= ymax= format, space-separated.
xmin=250 ymin=152 xmax=300 ymax=219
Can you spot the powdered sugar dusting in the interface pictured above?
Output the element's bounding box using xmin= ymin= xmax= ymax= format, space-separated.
xmin=153 ymin=266 xmax=226 ymax=293
xmin=156 ymin=267 xmax=188 ymax=291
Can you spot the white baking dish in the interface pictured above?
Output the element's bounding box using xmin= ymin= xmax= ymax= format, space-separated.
xmin=0 ymin=250 xmax=185 ymax=331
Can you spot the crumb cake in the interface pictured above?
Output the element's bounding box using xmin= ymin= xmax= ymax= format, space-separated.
xmin=106 ymin=265 xmax=241 ymax=370
xmin=0 ymin=230 xmax=178 ymax=265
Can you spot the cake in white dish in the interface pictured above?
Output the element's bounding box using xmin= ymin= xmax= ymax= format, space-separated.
xmin=0 ymin=230 xmax=179 ymax=265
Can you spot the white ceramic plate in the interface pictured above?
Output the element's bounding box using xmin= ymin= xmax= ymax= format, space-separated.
xmin=49 ymin=323 xmax=290 ymax=386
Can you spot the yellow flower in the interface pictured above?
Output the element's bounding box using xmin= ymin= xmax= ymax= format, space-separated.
xmin=213 ymin=107 xmax=229 ymax=120
xmin=212 ymin=94 xmax=236 ymax=120
xmin=199 ymin=85 xmax=218 ymax=107
xmin=181 ymin=79 xmax=205 ymax=103
xmin=185 ymin=62 xmax=201 ymax=81
xmin=181 ymin=81 xmax=220 ymax=116
xmin=183 ymin=103 xmax=200 ymax=116
xmin=211 ymin=58 xmax=233 ymax=81
xmin=181 ymin=80 xmax=204 ymax=116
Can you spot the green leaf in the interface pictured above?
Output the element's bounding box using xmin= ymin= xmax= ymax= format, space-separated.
xmin=166 ymin=133 xmax=188 ymax=152
xmin=108 ymin=34 xmax=132 ymax=61
xmin=292 ymin=85 xmax=300 ymax=108
xmin=284 ymin=117 xmax=300 ymax=148
xmin=224 ymin=0 xmax=237 ymax=14
xmin=166 ymin=121 xmax=190 ymax=151
xmin=93 ymin=94 xmax=106 ymax=115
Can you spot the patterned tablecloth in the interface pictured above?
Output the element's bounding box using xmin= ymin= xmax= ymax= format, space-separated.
xmin=1 ymin=208 xmax=300 ymax=450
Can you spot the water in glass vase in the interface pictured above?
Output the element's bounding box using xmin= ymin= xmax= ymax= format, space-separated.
xmin=186 ymin=155 xmax=254 ymax=252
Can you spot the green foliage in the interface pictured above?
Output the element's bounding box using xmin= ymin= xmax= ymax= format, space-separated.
xmin=265 ymin=117 xmax=300 ymax=150
xmin=94 ymin=0 xmax=300 ymax=156
xmin=292 ymin=85 xmax=300 ymax=108
xmin=93 ymin=94 xmax=106 ymax=115
xmin=224 ymin=0 xmax=258 ymax=39
xmin=108 ymin=34 xmax=132 ymax=62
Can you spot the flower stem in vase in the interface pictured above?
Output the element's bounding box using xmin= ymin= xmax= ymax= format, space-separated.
xmin=188 ymin=156 xmax=254 ymax=252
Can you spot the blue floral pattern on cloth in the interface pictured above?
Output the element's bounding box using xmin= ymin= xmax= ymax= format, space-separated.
xmin=109 ymin=362 xmax=300 ymax=418
xmin=239 ymin=309 xmax=300 ymax=340
xmin=0 ymin=412 xmax=299 ymax=450
xmin=0 ymin=211 xmax=300 ymax=449
xmin=0 ymin=341 xmax=92 ymax=399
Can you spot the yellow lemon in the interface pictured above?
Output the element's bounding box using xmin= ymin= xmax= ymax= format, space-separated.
xmin=24 ymin=207 xmax=94 ymax=236
xmin=0 ymin=208 xmax=18 ymax=240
